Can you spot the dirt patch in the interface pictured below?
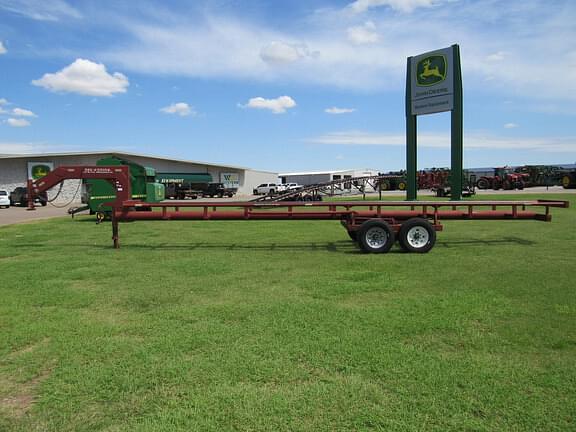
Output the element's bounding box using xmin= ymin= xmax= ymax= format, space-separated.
xmin=0 ymin=339 xmax=53 ymax=418
xmin=0 ymin=367 xmax=53 ymax=418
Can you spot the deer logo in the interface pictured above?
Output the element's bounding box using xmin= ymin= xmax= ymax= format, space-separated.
xmin=416 ymin=55 xmax=447 ymax=86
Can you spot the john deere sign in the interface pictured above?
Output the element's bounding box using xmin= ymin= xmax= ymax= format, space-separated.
xmin=405 ymin=44 xmax=463 ymax=200
xmin=410 ymin=47 xmax=454 ymax=115
xmin=27 ymin=162 xmax=54 ymax=180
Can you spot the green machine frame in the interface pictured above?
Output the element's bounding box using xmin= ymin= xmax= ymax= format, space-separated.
xmin=85 ymin=156 xmax=164 ymax=216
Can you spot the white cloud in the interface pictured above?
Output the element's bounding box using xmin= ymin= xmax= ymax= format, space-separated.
xmin=6 ymin=118 xmax=31 ymax=127
xmin=12 ymin=107 xmax=37 ymax=117
xmin=0 ymin=41 xmax=6 ymax=54
xmin=160 ymin=102 xmax=194 ymax=117
xmin=97 ymin=3 xmax=576 ymax=100
xmin=260 ymin=41 xmax=317 ymax=65
xmin=0 ymin=141 xmax=91 ymax=154
xmin=347 ymin=21 xmax=380 ymax=44
xmin=0 ymin=98 xmax=8 ymax=105
xmin=240 ymin=96 xmax=296 ymax=114
xmin=307 ymin=130 xmax=576 ymax=152
xmin=325 ymin=107 xmax=356 ymax=114
xmin=0 ymin=0 xmax=81 ymax=21
xmin=32 ymin=59 xmax=129 ymax=96
xmin=348 ymin=0 xmax=439 ymax=13
xmin=504 ymin=123 xmax=519 ymax=129
xmin=486 ymin=51 xmax=507 ymax=62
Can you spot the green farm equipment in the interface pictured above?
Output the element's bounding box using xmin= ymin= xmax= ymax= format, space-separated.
xmin=562 ymin=169 xmax=576 ymax=189
xmin=81 ymin=156 xmax=164 ymax=220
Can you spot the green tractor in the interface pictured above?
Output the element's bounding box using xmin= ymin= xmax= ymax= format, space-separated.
xmin=80 ymin=156 xmax=164 ymax=220
xmin=561 ymin=169 xmax=576 ymax=189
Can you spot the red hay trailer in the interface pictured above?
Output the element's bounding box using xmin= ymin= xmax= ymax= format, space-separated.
xmin=27 ymin=166 xmax=569 ymax=252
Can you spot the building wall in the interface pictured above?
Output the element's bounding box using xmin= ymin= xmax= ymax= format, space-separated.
xmin=0 ymin=155 xmax=97 ymax=204
xmin=281 ymin=174 xmax=331 ymax=185
xmin=243 ymin=169 xmax=279 ymax=195
xmin=0 ymin=153 xmax=277 ymax=202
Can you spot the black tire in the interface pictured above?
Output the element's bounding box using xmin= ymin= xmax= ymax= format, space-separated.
xmin=398 ymin=181 xmax=407 ymax=191
xmin=357 ymin=220 xmax=395 ymax=253
xmin=477 ymin=178 xmax=490 ymax=190
xmin=398 ymin=218 xmax=436 ymax=253
xmin=380 ymin=180 xmax=390 ymax=191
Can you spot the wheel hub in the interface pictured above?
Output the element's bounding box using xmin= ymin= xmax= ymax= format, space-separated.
xmin=406 ymin=226 xmax=429 ymax=248
xmin=366 ymin=227 xmax=389 ymax=248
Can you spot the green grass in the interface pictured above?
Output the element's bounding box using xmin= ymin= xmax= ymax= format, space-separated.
xmin=0 ymin=193 xmax=574 ymax=431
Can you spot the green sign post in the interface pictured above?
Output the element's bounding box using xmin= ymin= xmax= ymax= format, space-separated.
xmin=406 ymin=44 xmax=463 ymax=200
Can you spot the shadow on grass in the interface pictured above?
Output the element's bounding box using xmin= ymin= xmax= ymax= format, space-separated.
xmin=437 ymin=236 xmax=536 ymax=247
xmin=10 ymin=237 xmax=536 ymax=255
xmin=115 ymin=240 xmax=362 ymax=254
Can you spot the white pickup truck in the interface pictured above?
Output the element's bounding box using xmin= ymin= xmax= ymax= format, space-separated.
xmin=253 ymin=183 xmax=278 ymax=195
xmin=277 ymin=183 xmax=304 ymax=193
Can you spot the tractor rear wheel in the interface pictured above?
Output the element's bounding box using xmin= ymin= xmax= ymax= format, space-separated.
xmin=357 ymin=220 xmax=394 ymax=253
xmin=477 ymin=178 xmax=490 ymax=189
xmin=398 ymin=218 xmax=436 ymax=253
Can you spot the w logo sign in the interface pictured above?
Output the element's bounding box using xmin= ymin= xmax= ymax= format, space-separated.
xmin=416 ymin=55 xmax=447 ymax=86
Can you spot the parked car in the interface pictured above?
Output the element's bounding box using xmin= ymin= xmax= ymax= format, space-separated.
xmin=9 ymin=187 xmax=48 ymax=207
xmin=253 ymin=183 xmax=278 ymax=195
xmin=0 ymin=190 xmax=10 ymax=208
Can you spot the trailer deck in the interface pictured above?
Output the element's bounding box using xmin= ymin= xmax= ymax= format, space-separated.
xmin=27 ymin=166 xmax=569 ymax=253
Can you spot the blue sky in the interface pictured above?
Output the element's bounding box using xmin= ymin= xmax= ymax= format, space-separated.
xmin=0 ymin=0 xmax=575 ymax=172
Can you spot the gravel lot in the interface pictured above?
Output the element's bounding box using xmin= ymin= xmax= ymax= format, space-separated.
xmin=0 ymin=186 xmax=572 ymax=227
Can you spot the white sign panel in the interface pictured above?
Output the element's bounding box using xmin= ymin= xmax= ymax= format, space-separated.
xmin=410 ymin=47 xmax=454 ymax=115
xmin=220 ymin=173 xmax=240 ymax=189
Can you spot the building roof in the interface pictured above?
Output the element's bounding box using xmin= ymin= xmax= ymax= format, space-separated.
xmin=0 ymin=150 xmax=277 ymax=173
xmin=279 ymin=169 xmax=379 ymax=176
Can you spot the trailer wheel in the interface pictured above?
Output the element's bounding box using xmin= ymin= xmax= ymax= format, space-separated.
xmin=398 ymin=218 xmax=436 ymax=253
xmin=358 ymin=220 xmax=394 ymax=253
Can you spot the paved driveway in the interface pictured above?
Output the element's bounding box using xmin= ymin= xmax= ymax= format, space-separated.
xmin=0 ymin=204 xmax=79 ymax=227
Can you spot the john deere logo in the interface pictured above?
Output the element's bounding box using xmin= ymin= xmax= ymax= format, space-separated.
xmin=31 ymin=164 xmax=51 ymax=180
xmin=416 ymin=55 xmax=447 ymax=86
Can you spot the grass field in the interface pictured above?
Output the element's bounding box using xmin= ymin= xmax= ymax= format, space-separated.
xmin=0 ymin=193 xmax=574 ymax=431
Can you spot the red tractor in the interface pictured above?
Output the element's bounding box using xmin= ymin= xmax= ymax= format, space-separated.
xmin=476 ymin=167 xmax=529 ymax=190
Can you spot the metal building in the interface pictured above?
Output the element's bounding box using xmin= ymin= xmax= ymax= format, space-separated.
xmin=279 ymin=169 xmax=380 ymax=189
xmin=0 ymin=151 xmax=277 ymax=202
